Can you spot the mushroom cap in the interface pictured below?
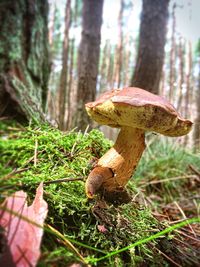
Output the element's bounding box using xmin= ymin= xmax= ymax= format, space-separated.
xmin=85 ymin=87 xmax=192 ymax=137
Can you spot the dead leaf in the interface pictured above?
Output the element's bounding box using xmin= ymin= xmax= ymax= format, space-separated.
xmin=0 ymin=183 xmax=48 ymax=267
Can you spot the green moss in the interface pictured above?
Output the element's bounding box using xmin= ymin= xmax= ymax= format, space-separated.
xmin=0 ymin=121 xmax=168 ymax=266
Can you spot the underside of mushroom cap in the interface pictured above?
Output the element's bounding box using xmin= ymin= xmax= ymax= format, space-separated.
xmin=86 ymin=87 xmax=193 ymax=137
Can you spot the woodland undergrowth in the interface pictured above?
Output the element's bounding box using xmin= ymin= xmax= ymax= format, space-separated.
xmin=0 ymin=120 xmax=200 ymax=266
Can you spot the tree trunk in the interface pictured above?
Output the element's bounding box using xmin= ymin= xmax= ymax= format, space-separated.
xmin=123 ymin=34 xmax=131 ymax=87
xmin=184 ymin=41 xmax=192 ymax=146
xmin=66 ymin=38 xmax=75 ymax=130
xmin=0 ymin=0 xmax=49 ymax=122
xmin=114 ymin=0 xmax=124 ymax=88
xmin=184 ymin=41 xmax=192 ymax=118
xmin=73 ymin=0 xmax=104 ymax=131
xmin=193 ymin=56 xmax=200 ymax=150
xmin=48 ymin=0 xmax=55 ymax=48
xmin=177 ymin=37 xmax=185 ymax=112
xmin=131 ymin=0 xmax=169 ymax=94
xmin=66 ymin=0 xmax=79 ymax=130
xmin=107 ymin=46 xmax=114 ymax=89
xmin=99 ymin=40 xmax=110 ymax=93
xmin=169 ymin=3 xmax=176 ymax=102
xmin=58 ymin=0 xmax=71 ymax=130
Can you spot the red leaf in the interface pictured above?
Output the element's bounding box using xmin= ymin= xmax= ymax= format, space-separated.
xmin=0 ymin=183 xmax=48 ymax=267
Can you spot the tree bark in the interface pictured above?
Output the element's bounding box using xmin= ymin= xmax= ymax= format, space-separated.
xmin=0 ymin=0 xmax=49 ymax=122
xmin=131 ymin=0 xmax=169 ymax=94
xmin=73 ymin=0 xmax=104 ymax=131
xmin=58 ymin=0 xmax=71 ymax=130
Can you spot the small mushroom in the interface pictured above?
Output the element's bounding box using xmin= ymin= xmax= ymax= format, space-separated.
xmin=85 ymin=87 xmax=192 ymax=198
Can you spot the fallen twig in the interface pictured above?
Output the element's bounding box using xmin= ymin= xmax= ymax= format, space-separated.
xmin=46 ymin=224 xmax=87 ymax=265
xmin=140 ymin=175 xmax=197 ymax=187
xmin=43 ymin=177 xmax=85 ymax=185
xmin=154 ymin=247 xmax=181 ymax=267
xmin=1 ymin=167 xmax=30 ymax=180
xmin=175 ymin=229 xmax=200 ymax=244
xmin=188 ymin=164 xmax=200 ymax=178
xmin=174 ymin=201 xmax=197 ymax=238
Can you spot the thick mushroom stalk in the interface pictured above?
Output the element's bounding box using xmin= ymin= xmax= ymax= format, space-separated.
xmin=85 ymin=127 xmax=145 ymax=198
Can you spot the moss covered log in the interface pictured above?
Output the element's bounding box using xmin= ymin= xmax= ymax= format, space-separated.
xmin=0 ymin=121 xmax=200 ymax=266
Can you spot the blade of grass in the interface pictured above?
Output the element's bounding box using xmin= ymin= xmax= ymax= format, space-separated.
xmin=46 ymin=224 xmax=86 ymax=264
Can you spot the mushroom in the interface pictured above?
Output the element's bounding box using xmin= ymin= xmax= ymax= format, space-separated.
xmin=85 ymin=87 xmax=192 ymax=198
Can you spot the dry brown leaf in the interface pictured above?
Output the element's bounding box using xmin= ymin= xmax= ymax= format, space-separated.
xmin=0 ymin=183 xmax=48 ymax=267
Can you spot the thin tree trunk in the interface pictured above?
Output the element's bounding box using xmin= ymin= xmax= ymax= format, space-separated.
xmin=185 ymin=41 xmax=192 ymax=118
xmin=0 ymin=0 xmax=49 ymax=122
xmin=66 ymin=38 xmax=75 ymax=130
xmin=115 ymin=0 xmax=124 ymax=88
xmin=66 ymin=0 xmax=78 ymax=130
xmin=177 ymin=38 xmax=185 ymax=112
xmin=169 ymin=3 xmax=176 ymax=101
xmin=193 ymin=57 xmax=200 ymax=150
xmin=58 ymin=0 xmax=71 ymax=130
xmin=184 ymin=41 xmax=192 ymax=146
xmin=73 ymin=0 xmax=104 ymax=131
xmin=107 ymin=46 xmax=114 ymax=89
xmin=48 ymin=0 xmax=55 ymax=48
xmin=99 ymin=40 xmax=109 ymax=93
xmin=131 ymin=0 xmax=169 ymax=94
xmin=112 ymin=45 xmax=118 ymax=88
xmin=160 ymin=68 xmax=166 ymax=97
xmin=123 ymin=34 xmax=131 ymax=87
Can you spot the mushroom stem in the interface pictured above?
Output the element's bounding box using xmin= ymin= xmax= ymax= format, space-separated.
xmin=85 ymin=127 xmax=146 ymax=198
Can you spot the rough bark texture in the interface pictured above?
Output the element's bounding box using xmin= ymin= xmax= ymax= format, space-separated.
xmin=73 ymin=0 xmax=104 ymax=131
xmin=0 ymin=0 xmax=49 ymax=122
xmin=131 ymin=0 xmax=169 ymax=94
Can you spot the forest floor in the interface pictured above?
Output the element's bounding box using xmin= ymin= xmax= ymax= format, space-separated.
xmin=0 ymin=120 xmax=200 ymax=267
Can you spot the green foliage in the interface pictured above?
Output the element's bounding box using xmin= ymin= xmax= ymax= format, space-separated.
xmin=132 ymin=135 xmax=200 ymax=203
xmin=0 ymin=122 xmax=163 ymax=266
xmin=1 ymin=122 xmax=199 ymax=266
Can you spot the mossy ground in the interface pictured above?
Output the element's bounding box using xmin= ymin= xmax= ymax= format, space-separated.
xmin=0 ymin=121 xmax=200 ymax=266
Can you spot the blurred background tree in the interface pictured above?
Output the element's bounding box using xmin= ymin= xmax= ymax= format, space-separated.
xmin=131 ymin=0 xmax=170 ymax=94
xmin=1 ymin=0 xmax=200 ymax=150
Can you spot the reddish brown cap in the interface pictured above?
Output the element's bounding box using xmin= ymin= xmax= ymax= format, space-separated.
xmin=85 ymin=87 xmax=192 ymax=137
